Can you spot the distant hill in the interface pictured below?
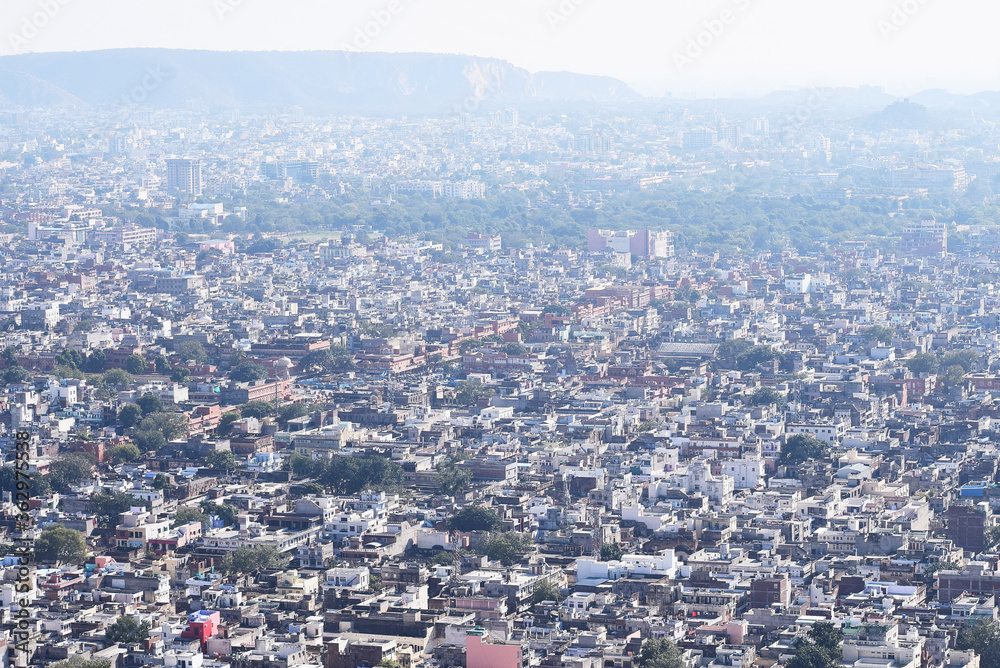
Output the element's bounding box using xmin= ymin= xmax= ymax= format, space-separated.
xmin=859 ymin=99 xmax=941 ymax=131
xmin=0 ymin=49 xmax=641 ymax=115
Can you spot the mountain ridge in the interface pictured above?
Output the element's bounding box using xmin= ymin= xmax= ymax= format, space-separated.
xmin=0 ymin=48 xmax=641 ymax=114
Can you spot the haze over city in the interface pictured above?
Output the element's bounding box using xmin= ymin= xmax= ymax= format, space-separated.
xmin=1 ymin=0 xmax=998 ymax=97
xmin=5 ymin=4 xmax=1000 ymax=668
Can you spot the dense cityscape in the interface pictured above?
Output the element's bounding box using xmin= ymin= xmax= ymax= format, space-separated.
xmin=5 ymin=38 xmax=1000 ymax=668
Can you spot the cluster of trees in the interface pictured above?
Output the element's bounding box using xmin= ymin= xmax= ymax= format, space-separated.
xmin=436 ymin=453 xmax=472 ymax=496
xmin=117 ymin=394 xmax=187 ymax=451
xmin=906 ymin=350 xmax=980 ymax=389
xmin=173 ymin=507 xmax=210 ymax=528
xmin=219 ymin=544 xmax=290 ymax=574
xmin=454 ymin=380 xmax=494 ymax=406
xmin=299 ymin=346 xmax=355 ymax=374
xmin=599 ymin=542 xmax=625 ymax=561
xmin=285 ymin=453 xmax=404 ymax=494
xmin=200 ymin=501 xmax=240 ymax=526
xmin=449 ymin=506 xmax=502 ymax=532
xmin=958 ymin=621 xmax=1000 ymax=668
xmin=475 ymin=532 xmax=534 ymax=565
xmin=637 ymin=638 xmax=684 ymax=668
xmin=34 ymin=524 xmax=88 ymax=565
xmin=106 ymin=616 xmax=152 ymax=645
xmin=230 ymin=360 xmax=268 ymax=383
xmin=786 ymin=622 xmax=843 ymax=668
xmin=780 ymin=434 xmax=830 ymax=465
xmin=530 ymin=580 xmax=563 ymax=608
xmin=735 ymin=345 xmax=794 ymax=373
xmin=748 ymin=386 xmax=786 ymax=407
xmin=90 ymin=492 xmax=150 ymax=528
xmin=50 ymin=659 xmax=111 ymax=668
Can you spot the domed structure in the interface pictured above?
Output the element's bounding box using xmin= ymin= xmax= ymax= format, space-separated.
xmin=275 ymin=356 xmax=293 ymax=379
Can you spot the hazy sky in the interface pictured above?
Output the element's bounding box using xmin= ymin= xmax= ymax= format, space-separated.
xmin=2 ymin=0 xmax=998 ymax=98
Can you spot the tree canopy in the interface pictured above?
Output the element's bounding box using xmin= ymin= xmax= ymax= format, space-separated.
xmin=780 ymin=434 xmax=829 ymax=465
xmin=34 ymin=524 xmax=87 ymax=565
xmin=637 ymin=638 xmax=684 ymax=668
xmin=450 ymin=506 xmax=502 ymax=532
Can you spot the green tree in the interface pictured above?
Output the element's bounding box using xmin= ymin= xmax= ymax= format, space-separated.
xmin=320 ymin=455 xmax=403 ymax=494
xmin=457 ymin=338 xmax=483 ymax=355
xmin=55 ymin=365 xmax=86 ymax=380
xmin=807 ymin=622 xmax=843 ymax=658
xmin=786 ymin=644 xmax=835 ymax=668
xmin=530 ymin=580 xmax=562 ymax=608
xmin=152 ymin=473 xmax=173 ymax=491
xmin=2 ymin=366 xmax=31 ymax=384
xmin=906 ymin=353 xmax=939 ymax=375
xmin=429 ymin=551 xmax=457 ymax=567
xmin=132 ymin=430 xmax=166 ymax=451
xmin=600 ymin=542 xmax=624 ymax=562
xmin=449 ymin=506 xmax=502 ymax=532
xmin=942 ymin=350 xmax=980 ymax=373
xmin=941 ymin=364 xmax=967 ymax=389
xmin=736 ymin=345 xmax=785 ymax=372
xmin=102 ymin=368 xmax=132 ymax=390
xmin=83 ymin=349 xmax=107 ymax=373
xmin=477 ymin=531 xmax=533 ymax=565
xmin=154 ymin=355 xmax=171 ymax=374
xmin=108 ymin=443 xmax=141 ymax=466
xmin=55 ymin=348 xmax=84 ymax=370
xmin=780 ymin=434 xmax=829 ymax=465
xmin=90 ymin=492 xmax=142 ymax=528
xmin=749 ymin=387 xmax=785 ymax=407
xmin=217 ymin=411 xmax=241 ymax=437
xmin=136 ymin=393 xmax=164 ymax=416
xmin=958 ymin=621 xmax=1000 ymax=668
xmin=865 ymin=325 xmax=895 ymax=345
xmin=718 ymin=340 xmax=751 ymax=361
xmin=542 ymin=303 xmax=572 ymax=317
xmin=172 ymin=507 xmax=209 ymax=528
xmin=49 ymin=453 xmax=96 ymax=491
xmin=637 ymin=637 xmax=684 ymax=668
xmin=117 ymin=403 xmax=142 ymax=428
xmin=500 ymin=342 xmax=527 ymax=355
xmin=124 ymin=354 xmax=147 ymax=374
xmin=300 ymin=346 xmax=355 ymax=373
xmin=34 ymin=524 xmax=87 ymax=565
xmin=206 ymin=450 xmax=237 ymax=471
xmin=240 ymin=401 xmax=274 ymax=419
xmin=298 ymin=482 xmax=325 ymax=496
xmin=171 ymin=368 xmax=191 ymax=383
xmin=137 ymin=412 xmax=188 ymax=441
xmin=286 ymin=452 xmax=325 ymax=478
xmin=200 ymin=501 xmax=238 ymax=526
xmin=219 ymin=544 xmax=290 ymax=574
xmin=177 ymin=341 xmax=208 ymax=364
xmin=437 ymin=466 xmax=473 ymax=496
xmin=230 ymin=360 xmax=268 ymax=382
xmin=455 ymin=380 xmax=493 ymax=406
xmin=50 ymin=659 xmax=112 ymax=668
xmin=278 ymin=402 xmax=309 ymax=422
xmin=106 ymin=616 xmax=151 ymax=645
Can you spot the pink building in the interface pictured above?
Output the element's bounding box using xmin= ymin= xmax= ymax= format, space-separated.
xmin=467 ymin=632 xmax=521 ymax=668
